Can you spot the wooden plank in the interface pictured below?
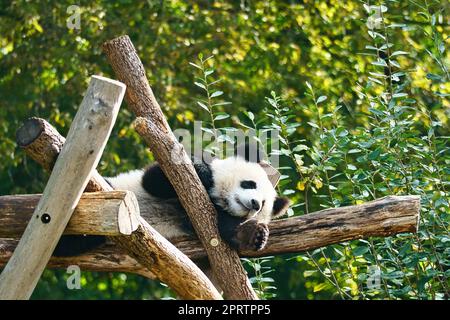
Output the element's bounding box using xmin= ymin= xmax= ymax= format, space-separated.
xmin=0 ymin=191 xmax=140 ymax=237
xmin=0 ymin=75 xmax=125 ymax=299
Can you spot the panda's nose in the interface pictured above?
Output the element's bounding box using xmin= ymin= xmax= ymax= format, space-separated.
xmin=251 ymin=199 xmax=260 ymax=211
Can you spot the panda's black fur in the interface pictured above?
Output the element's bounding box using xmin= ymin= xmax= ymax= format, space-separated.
xmin=53 ymin=146 xmax=291 ymax=256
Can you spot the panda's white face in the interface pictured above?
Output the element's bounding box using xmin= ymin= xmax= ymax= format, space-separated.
xmin=209 ymin=157 xmax=277 ymax=222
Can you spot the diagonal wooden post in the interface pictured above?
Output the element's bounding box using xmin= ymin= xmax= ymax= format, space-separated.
xmin=0 ymin=76 xmax=125 ymax=299
xmin=103 ymin=35 xmax=258 ymax=299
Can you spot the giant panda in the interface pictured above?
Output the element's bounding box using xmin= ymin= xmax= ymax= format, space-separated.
xmin=53 ymin=145 xmax=291 ymax=256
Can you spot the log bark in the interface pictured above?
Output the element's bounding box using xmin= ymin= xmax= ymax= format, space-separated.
xmin=0 ymin=76 xmax=125 ymax=300
xmin=102 ymin=35 xmax=257 ymax=300
xmin=16 ymin=117 xmax=111 ymax=192
xmin=0 ymin=239 xmax=155 ymax=279
xmin=12 ymin=117 xmax=221 ymax=300
xmin=0 ymin=195 xmax=420 ymax=267
xmin=0 ymin=191 xmax=140 ymax=237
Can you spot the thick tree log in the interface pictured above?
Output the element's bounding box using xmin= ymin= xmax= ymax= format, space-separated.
xmin=0 ymin=76 xmax=125 ymax=300
xmin=103 ymin=35 xmax=257 ymax=300
xmin=16 ymin=117 xmax=111 ymax=192
xmin=0 ymin=191 xmax=140 ymax=237
xmin=0 ymin=195 xmax=420 ymax=265
xmin=0 ymin=239 xmax=155 ymax=279
xmin=13 ymin=117 xmax=221 ymax=300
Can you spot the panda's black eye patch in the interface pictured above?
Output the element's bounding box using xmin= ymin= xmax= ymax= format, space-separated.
xmin=240 ymin=180 xmax=257 ymax=189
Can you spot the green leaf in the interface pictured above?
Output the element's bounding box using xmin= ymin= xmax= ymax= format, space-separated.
xmin=293 ymin=144 xmax=309 ymax=152
xmin=307 ymin=121 xmax=320 ymax=129
xmin=210 ymin=91 xmax=223 ymax=98
xmin=372 ymin=59 xmax=388 ymax=67
xmin=392 ymin=92 xmax=408 ymax=99
xmin=316 ymin=96 xmax=327 ymax=104
xmin=426 ymin=73 xmax=442 ymax=81
xmin=214 ymin=113 xmax=230 ymax=121
xmin=189 ymin=62 xmax=202 ymax=69
xmin=336 ymin=127 xmax=348 ymax=137
xmin=369 ymin=108 xmax=385 ymax=116
xmin=211 ymin=101 xmax=232 ymax=107
xmin=194 ymin=82 xmax=206 ymax=90
xmin=201 ymin=127 xmax=215 ymax=135
xmin=368 ymin=148 xmax=381 ymax=160
xmin=352 ymin=246 xmax=369 ymax=256
xmin=389 ymin=60 xmax=401 ymax=68
xmin=197 ymin=101 xmax=209 ymax=111
xmin=246 ymin=111 xmax=255 ymax=121
xmin=368 ymin=77 xmax=384 ymax=85
xmin=390 ymin=51 xmax=409 ymax=57
xmin=313 ymin=283 xmax=328 ymax=292
xmin=203 ymin=55 xmax=214 ymax=63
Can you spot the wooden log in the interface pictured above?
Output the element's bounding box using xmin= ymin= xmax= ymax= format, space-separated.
xmin=103 ymin=35 xmax=257 ymax=300
xmin=0 ymin=239 xmax=156 ymax=279
xmin=0 ymin=76 xmax=125 ymax=300
xmin=14 ymin=118 xmax=222 ymax=300
xmin=16 ymin=117 xmax=112 ymax=192
xmin=174 ymin=195 xmax=421 ymax=258
xmin=0 ymin=195 xmax=420 ymax=262
xmin=0 ymin=191 xmax=140 ymax=237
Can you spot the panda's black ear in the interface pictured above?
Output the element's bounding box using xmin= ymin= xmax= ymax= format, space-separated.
xmin=271 ymin=197 xmax=291 ymax=219
xmin=234 ymin=142 xmax=264 ymax=163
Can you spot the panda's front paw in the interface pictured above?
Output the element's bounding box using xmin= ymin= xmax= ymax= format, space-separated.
xmin=251 ymin=223 xmax=269 ymax=251
xmin=234 ymin=219 xmax=269 ymax=251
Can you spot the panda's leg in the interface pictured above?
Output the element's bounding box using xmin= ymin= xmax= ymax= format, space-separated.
xmin=53 ymin=235 xmax=106 ymax=257
xmin=141 ymin=164 xmax=178 ymax=199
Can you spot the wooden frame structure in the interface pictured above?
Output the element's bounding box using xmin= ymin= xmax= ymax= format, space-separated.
xmin=0 ymin=36 xmax=420 ymax=300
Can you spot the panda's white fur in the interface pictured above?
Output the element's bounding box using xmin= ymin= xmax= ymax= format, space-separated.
xmin=107 ymin=169 xmax=147 ymax=199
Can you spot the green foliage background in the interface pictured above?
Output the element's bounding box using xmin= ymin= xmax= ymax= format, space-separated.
xmin=0 ymin=0 xmax=448 ymax=299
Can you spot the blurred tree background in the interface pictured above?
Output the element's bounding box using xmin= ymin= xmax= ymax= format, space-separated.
xmin=0 ymin=0 xmax=448 ymax=299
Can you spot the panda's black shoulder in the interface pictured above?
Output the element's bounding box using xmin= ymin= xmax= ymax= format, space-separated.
xmin=141 ymin=158 xmax=214 ymax=198
xmin=192 ymin=157 xmax=214 ymax=192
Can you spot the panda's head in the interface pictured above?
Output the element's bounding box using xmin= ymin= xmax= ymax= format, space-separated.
xmin=209 ymin=155 xmax=291 ymax=221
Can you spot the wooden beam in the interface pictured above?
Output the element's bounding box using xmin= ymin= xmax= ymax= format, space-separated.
xmin=0 ymin=239 xmax=156 ymax=279
xmin=0 ymin=191 xmax=140 ymax=237
xmin=0 ymin=75 xmax=125 ymax=300
xmin=102 ymin=35 xmax=258 ymax=300
xmin=13 ymin=118 xmax=222 ymax=300
xmin=0 ymin=195 xmax=420 ymax=262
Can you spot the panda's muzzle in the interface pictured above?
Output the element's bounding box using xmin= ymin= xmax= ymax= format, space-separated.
xmin=251 ymin=199 xmax=260 ymax=211
xmin=235 ymin=196 xmax=261 ymax=218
